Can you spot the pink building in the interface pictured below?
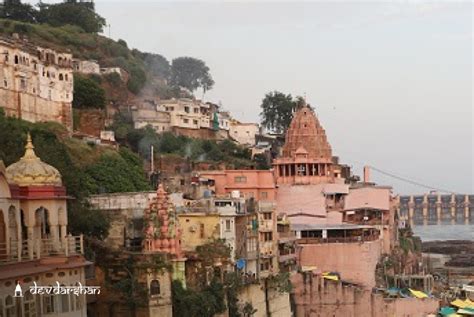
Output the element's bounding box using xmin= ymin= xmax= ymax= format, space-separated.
xmin=198 ymin=170 xmax=277 ymax=201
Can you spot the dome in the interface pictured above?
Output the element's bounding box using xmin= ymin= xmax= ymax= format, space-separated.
xmin=281 ymin=106 xmax=332 ymax=160
xmin=6 ymin=133 xmax=62 ymax=186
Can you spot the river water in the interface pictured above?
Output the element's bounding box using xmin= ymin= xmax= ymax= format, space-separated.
xmin=412 ymin=219 xmax=474 ymax=241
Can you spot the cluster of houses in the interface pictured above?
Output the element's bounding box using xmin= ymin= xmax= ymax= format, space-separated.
xmin=0 ymin=35 xmax=446 ymax=317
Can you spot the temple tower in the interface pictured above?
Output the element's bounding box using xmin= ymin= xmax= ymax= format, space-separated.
xmin=273 ymin=105 xmax=339 ymax=185
xmin=143 ymin=184 xmax=186 ymax=284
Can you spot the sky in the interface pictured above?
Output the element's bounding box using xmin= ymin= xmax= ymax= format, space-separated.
xmin=29 ymin=1 xmax=473 ymax=195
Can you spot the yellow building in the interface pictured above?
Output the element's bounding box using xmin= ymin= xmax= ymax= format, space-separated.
xmin=178 ymin=212 xmax=220 ymax=252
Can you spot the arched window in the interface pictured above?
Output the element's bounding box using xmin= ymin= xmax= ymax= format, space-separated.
xmin=74 ymin=282 xmax=82 ymax=310
xmin=5 ymin=295 xmax=15 ymax=316
xmin=23 ymin=291 xmax=36 ymax=317
xmin=60 ymin=284 xmax=69 ymax=313
xmin=59 ymin=74 xmax=63 ymax=81
xmin=150 ymin=279 xmax=160 ymax=296
xmin=43 ymin=288 xmax=56 ymax=314
xmin=14 ymin=55 xmax=18 ymax=64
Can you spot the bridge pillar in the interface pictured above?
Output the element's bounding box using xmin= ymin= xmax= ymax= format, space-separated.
xmin=436 ymin=194 xmax=442 ymax=220
xmin=422 ymin=194 xmax=428 ymax=219
xmin=408 ymin=195 xmax=414 ymax=219
xmin=450 ymin=194 xmax=456 ymax=219
xmin=464 ymin=195 xmax=470 ymax=220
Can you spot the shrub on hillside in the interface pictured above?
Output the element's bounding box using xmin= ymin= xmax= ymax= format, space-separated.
xmin=73 ymin=74 xmax=106 ymax=109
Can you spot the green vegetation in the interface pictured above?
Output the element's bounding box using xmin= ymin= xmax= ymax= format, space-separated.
xmin=110 ymin=112 xmax=258 ymax=168
xmin=73 ymin=73 xmax=106 ymax=109
xmin=36 ymin=1 xmax=106 ymax=33
xmin=260 ymin=91 xmax=306 ymax=133
xmin=0 ymin=109 xmax=151 ymax=238
xmin=172 ymin=239 xmax=257 ymax=317
xmin=1 ymin=0 xmax=105 ymax=33
xmin=170 ymin=56 xmax=214 ymax=93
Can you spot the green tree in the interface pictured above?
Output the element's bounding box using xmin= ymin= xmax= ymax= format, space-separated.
xmin=0 ymin=0 xmax=36 ymax=23
xmin=73 ymin=74 xmax=106 ymax=109
xmin=253 ymin=153 xmax=270 ymax=170
xmin=170 ymin=57 xmax=214 ymax=93
xmin=259 ymin=91 xmax=299 ymax=134
xmin=36 ymin=1 xmax=106 ymax=33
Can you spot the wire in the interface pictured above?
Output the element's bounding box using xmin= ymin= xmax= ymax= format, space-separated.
xmin=368 ymin=165 xmax=458 ymax=194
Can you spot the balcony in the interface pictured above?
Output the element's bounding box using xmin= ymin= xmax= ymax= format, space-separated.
xmin=0 ymin=235 xmax=84 ymax=264
xmin=297 ymin=233 xmax=379 ymax=245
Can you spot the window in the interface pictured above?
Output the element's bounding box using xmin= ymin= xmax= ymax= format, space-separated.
xmin=23 ymin=291 xmax=36 ymax=317
xmin=59 ymin=74 xmax=64 ymax=81
xmin=150 ymin=279 xmax=160 ymax=296
xmin=14 ymin=55 xmax=18 ymax=64
xmin=234 ymin=176 xmax=247 ymax=183
xmin=263 ymin=213 xmax=272 ymax=220
xmin=225 ymin=220 xmax=231 ymax=231
xmin=193 ymin=119 xmax=198 ymax=125
xmin=184 ymin=106 xmax=190 ymax=113
xmin=4 ymin=79 xmax=7 ymax=88
xmin=200 ymin=223 xmax=205 ymax=238
xmin=260 ymin=260 xmax=271 ymax=271
xmin=60 ymin=284 xmax=69 ymax=313
xmin=5 ymin=295 xmax=15 ymax=317
xmin=261 ymin=192 xmax=268 ymax=199
xmin=74 ymin=283 xmax=82 ymax=310
xmin=43 ymin=292 xmax=55 ymax=314
xmin=194 ymin=108 xmax=199 ymax=113
xmin=183 ymin=118 xmax=189 ymax=124
xmin=20 ymin=79 xmax=26 ymax=90
xmin=262 ymin=232 xmax=273 ymax=241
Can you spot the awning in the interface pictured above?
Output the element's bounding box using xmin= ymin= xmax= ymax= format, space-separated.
xmin=409 ymin=288 xmax=428 ymax=299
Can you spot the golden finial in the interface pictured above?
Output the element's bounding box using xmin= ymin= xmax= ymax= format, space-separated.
xmin=22 ymin=132 xmax=38 ymax=160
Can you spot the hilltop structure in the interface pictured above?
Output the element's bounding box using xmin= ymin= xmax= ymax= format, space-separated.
xmin=0 ymin=37 xmax=73 ymax=130
xmin=0 ymin=134 xmax=88 ymax=316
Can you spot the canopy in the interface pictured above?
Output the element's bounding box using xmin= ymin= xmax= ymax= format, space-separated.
xmin=409 ymin=288 xmax=428 ymax=299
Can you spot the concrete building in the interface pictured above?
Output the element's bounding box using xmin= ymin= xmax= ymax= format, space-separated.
xmin=198 ymin=170 xmax=277 ymax=201
xmin=0 ymin=37 xmax=74 ymax=130
xmin=72 ymin=60 xmax=100 ymax=75
xmin=229 ymin=121 xmax=259 ymax=147
xmin=0 ymin=134 xmax=88 ymax=316
xmin=132 ymin=104 xmax=171 ymax=132
xmin=160 ymin=98 xmax=205 ymax=130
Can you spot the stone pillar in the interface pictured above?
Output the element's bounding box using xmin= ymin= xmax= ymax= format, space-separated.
xmin=408 ymin=196 xmax=414 ymax=219
xmin=50 ymin=224 xmax=59 ymax=251
xmin=450 ymin=194 xmax=456 ymax=219
xmin=422 ymin=194 xmax=428 ymax=219
xmin=27 ymin=226 xmax=34 ymax=260
xmin=436 ymin=194 xmax=442 ymax=221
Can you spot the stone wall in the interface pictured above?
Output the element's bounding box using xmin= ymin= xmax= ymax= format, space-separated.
xmin=238 ymin=283 xmax=292 ymax=317
xmin=75 ymin=109 xmax=106 ymax=136
xmin=299 ymin=239 xmax=382 ymax=288
xmin=172 ymin=126 xmax=229 ymax=140
xmin=291 ymin=272 xmax=439 ymax=317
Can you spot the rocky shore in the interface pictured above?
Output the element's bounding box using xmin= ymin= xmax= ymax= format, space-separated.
xmin=422 ymin=240 xmax=474 ymax=267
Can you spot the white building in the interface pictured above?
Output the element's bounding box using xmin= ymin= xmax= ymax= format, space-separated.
xmin=230 ymin=121 xmax=259 ymax=146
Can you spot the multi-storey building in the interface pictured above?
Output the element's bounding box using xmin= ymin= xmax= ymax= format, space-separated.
xmin=0 ymin=37 xmax=73 ymax=130
xmin=0 ymin=134 xmax=87 ymax=316
xmin=229 ymin=121 xmax=259 ymax=147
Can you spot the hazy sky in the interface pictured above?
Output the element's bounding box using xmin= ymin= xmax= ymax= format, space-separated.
xmin=31 ymin=1 xmax=473 ymax=194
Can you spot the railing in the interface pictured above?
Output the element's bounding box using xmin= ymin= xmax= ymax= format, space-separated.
xmin=0 ymin=235 xmax=84 ymax=264
xmin=298 ymin=234 xmax=380 ymax=244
